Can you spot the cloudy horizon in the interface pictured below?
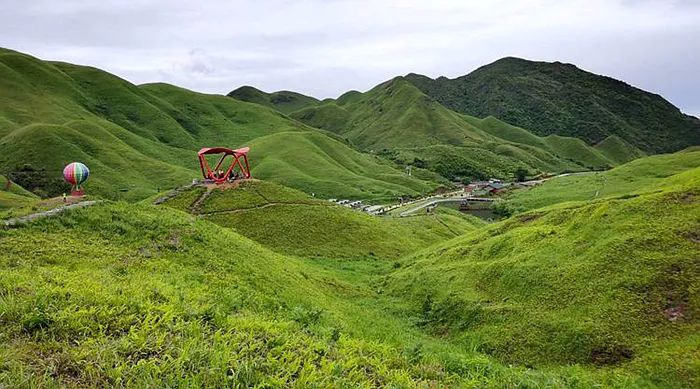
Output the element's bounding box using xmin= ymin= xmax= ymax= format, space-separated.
xmin=1 ymin=0 xmax=699 ymax=116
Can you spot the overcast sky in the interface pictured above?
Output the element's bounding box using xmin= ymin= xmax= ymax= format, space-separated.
xmin=1 ymin=0 xmax=699 ymax=116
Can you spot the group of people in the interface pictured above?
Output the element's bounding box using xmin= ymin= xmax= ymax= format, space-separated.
xmin=213 ymin=169 xmax=238 ymax=182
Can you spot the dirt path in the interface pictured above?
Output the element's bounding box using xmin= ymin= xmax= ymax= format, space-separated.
xmin=189 ymin=187 xmax=214 ymax=213
xmin=153 ymin=182 xmax=198 ymax=205
xmin=3 ymin=200 xmax=99 ymax=227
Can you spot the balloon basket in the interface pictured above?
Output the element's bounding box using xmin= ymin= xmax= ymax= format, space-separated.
xmin=71 ymin=189 xmax=85 ymax=197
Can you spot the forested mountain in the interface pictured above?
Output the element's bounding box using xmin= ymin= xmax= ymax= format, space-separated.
xmin=404 ymin=57 xmax=700 ymax=153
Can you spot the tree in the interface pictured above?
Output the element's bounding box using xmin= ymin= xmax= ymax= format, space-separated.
xmin=514 ymin=168 xmax=529 ymax=182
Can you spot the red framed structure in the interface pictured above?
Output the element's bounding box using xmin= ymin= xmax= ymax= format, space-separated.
xmin=197 ymin=147 xmax=251 ymax=184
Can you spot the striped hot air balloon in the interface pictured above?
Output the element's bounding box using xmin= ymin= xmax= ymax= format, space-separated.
xmin=63 ymin=162 xmax=90 ymax=195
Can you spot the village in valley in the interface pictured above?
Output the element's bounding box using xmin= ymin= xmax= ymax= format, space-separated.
xmin=328 ymin=175 xmax=547 ymax=217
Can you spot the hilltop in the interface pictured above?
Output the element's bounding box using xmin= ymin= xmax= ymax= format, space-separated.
xmin=405 ymin=57 xmax=700 ymax=153
xmin=227 ymin=86 xmax=319 ymax=114
xmin=228 ymin=57 xmax=700 ymax=179
xmin=0 ymin=48 xmax=438 ymax=200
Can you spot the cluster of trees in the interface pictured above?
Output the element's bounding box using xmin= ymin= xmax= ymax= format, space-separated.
xmin=5 ymin=164 xmax=69 ymax=198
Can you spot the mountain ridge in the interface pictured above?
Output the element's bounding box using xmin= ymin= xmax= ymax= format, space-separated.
xmin=403 ymin=57 xmax=700 ymax=153
xmin=286 ymin=76 xmax=641 ymax=180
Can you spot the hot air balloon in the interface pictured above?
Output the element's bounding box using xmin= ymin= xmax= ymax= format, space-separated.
xmin=63 ymin=162 xmax=90 ymax=196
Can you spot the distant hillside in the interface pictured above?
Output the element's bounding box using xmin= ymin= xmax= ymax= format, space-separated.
xmin=502 ymin=149 xmax=700 ymax=213
xmin=228 ymin=86 xmax=319 ymax=114
xmin=0 ymin=48 xmax=438 ymax=200
xmin=405 ymin=57 xmax=700 ymax=153
xmin=290 ymin=77 xmax=639 ymax=180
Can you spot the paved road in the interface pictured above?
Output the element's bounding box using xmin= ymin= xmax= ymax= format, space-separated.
xmin=3 ymin=201 xmax=99 ymax=227
xmin=399 ymin=196 xmax=494 ymax=217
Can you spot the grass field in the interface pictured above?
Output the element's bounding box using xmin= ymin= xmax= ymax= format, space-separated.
xmin=1 ymin=46 xmax=699 ymax=388
xmin=0 ymin=175 xmax=38 ymax=214
xmin=1 ymin=155 xmax=699 ymax=386
xmin=385 ymin=168 xmax=700 ymax=386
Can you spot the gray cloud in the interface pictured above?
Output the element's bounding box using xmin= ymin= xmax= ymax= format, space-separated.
xmin=1 ymin=0 xmax=698 ymax=116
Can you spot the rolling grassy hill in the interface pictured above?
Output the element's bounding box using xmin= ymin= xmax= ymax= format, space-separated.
xmin=2 ymin=163 xmax=698 ymax=386
xmin=2 ymin=45 xmax=698 ymax=387
xmin=385 ymin=166 xmax=700 ymax=387
xmin=405 ymin=57 xmax=700 ymax=153
xmin=502 ymin=149 xmax=700 ymax=213
xmin=286 ymin=77 xmax=637 ymax=180
xmin=162 ymin=180 xmax=483 ymax=259
xmin=0 ymin=48 xmax=438 ymax=201
xmin=2 ymin=202 xmax=480 ymax=387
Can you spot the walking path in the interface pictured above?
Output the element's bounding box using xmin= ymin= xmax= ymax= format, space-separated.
xmin=3 ymin=200 xmax=99 ymax=227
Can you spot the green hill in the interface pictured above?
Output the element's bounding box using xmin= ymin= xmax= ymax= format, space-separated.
xmin=405 ymin=57 xmax=700 ymax=153
xmin=162 ymin=180 xmax=483 ymax=259
xmin=0 ymin=48 xmax=438 ymax=200
xmin=1 ymin=202 xmax=474 ymax=387
xmin=3 ymin=170 xmax=698 ymax=386
xmin=228 ymin=86 xmax=320 ymax=114
xmin=385 ymin=169 xmax=700 ymax=386
xmin=247 ymin=131 xmax=442 ymax=201
xmin=502 ymin=149 xmax=700 ymax=213
xmin=290 ymin=77 xmax=633 ymax=180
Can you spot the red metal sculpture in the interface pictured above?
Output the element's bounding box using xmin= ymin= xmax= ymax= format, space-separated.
xmin=197 ymin=147 xmax=251 ymax=184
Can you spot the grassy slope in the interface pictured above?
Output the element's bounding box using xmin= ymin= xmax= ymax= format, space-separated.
xmin=2 ymin=201 xmax=636 ymax=388
xmin=247 ymin=131 xmax=443 ymax=200
xmin=0 ymin=202 xmax=473 ymax=387
xmin=504 ymin=150 xmax=700 ymax=212
xmin=163 ymin=180 xmax=483 ymax=259
xmin=290 ymin=77 xmax=631 ymax=180
xmin=0 ymin=175 xmax=37 ymax=210
xmin=405 ymin=57 xmax=700 ymax=153
xmin=3 ymin=180 xmax=697 ymax=387
xmin=594 ymin=135 xmax=647 ymax=165
xmin=385 ymin=171 xmax=700 ymax=387
xmin=0 ymin=48 xmax=437 ymax=200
